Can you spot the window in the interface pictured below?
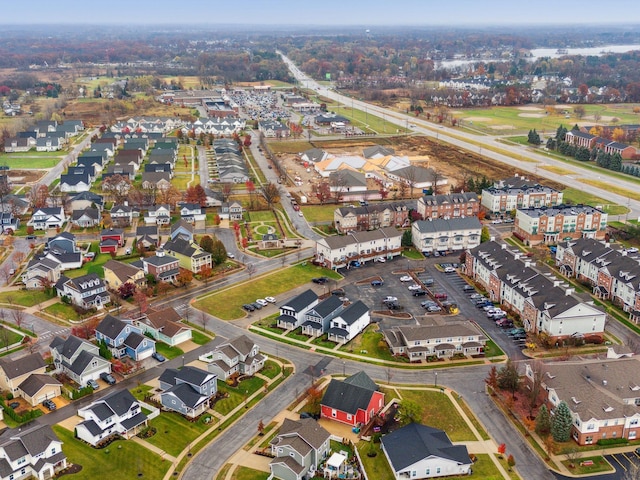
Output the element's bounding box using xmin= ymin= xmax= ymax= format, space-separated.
xmin=586 ymin=436 xmax=593 ymax=445
xmin=436 ymin=467 xmax=441 ymax=474
xmin=346 ymin=414 xmax=352 ymax=421
xmin=331 ymin=409 xmax=337 ymax=418
xmin=425 ymin=468 xmax=430 ymax=475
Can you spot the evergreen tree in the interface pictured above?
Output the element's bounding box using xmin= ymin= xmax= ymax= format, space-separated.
xmin=572 ymin=124 xmax=580 ymax=131
xmin=546 ymin=138 xmax=556 ymax=150
xmin=401 ymin=230 xmax=413 ymax=247
xmin=610 ymin=153 xmax=622 ymax=171
xmin=555 ymin=125 xmax=568 ymax=142
xmin=497 ymin=360 xmax=520 ymax=397
xmin=551 ymin=401 xmax=573 ymax=442
xmin=480 ymin=226 xmax=490 ymax=243
xmin=535 ymin=404 xmax=551 ymax=435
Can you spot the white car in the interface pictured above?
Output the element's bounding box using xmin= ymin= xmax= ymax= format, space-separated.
xmin=227 ymin=253 xmax=235 ymax=259
xmin=399 ymin=275 xmax=412 ymax=282
xmin=384 ymin=296 xmax=398 ymax=303
xmin=375 ymin=257 xmax=386 ymax=263
xmin=265 ymin=297 xmax=276 ymax=304
xmin=298 ymin=211 xmax=304 ymax=217
xmin=444 ymin=266 xmax=456 ymax=273
xmin=255 ymin=299 xmax=269 ymax=307
xmin=408 ymin=284 xmax=422 ymax=291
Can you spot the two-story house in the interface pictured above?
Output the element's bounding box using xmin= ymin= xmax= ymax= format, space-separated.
xmin=0 ymin=425 xmax=67 ymax=480
xmin=55 ymin=273 xmax=110 ymax=310
xmin=411 ymin=217 xmax=482 ymax=254
xmin=135 ymin=307 xmax=192 ymax=347
xmin=99 ymin=228 xmax=125 ymax=254
xmin=69 ymin=191 xmax=104 ymax=212
xmin=333 ymin=201 xmax=410 ymax=233
xmin=132 ymin=250 xmax=180 ymax=284
xmin=157 ymin=366 xmax=217 ymax=418
xmin=315 ymin=227 xmax=402 ymax=269
xmin=276 ymin=289 xmax=319 ymax=330
xmin=22 ymin=256 xmax=61 ymax=289
xmin=199 ymin=335 xmax=266 ymax=380
xmin=27 ymin=206 xmax=67 ymax=230
xmin=163 ymin=236 xmax=212 ymax=274
xmin=301 ymin=296 xmax=344 ymax=337
xmin=136 ymin=225 xmax=160 ymax=250
xmin=144 ymin=204 xmax=171 ymax=225
xmin=76 ymin=390 xmax=148 ymax=446
xmin=320 ymin=371 xmax=384 ymax=427
xmin=218 ymin=201 xmax=243 ymax=221
xmin=110 ymin=204 xmax=139 ymax=226
xmin=49 ymin=335 xmax=112 ymax=386
xmin=179 ymin=203 xmax=206 ymax=223
xmin=95 ymin=315 xmax=156 ymax=361
xmin=327 ymin=300 xmax=370 ymax=344
xmin=270 ymin=418 xmax=331 ymax=480
xmin=71 ymin=207 xmax=100 ymax=228
xmin=170 ymin=219 xmax=194 ymax=242
xmin=0 ymin=353 xmax=47 ymax=398
xmin=103 ymin=259 xmax=147 ymax=291
xmin=46 ymin=232 xmax=78 ymax=254
xmin=416 ymin=193 xmax=480 ymax=220
xmin=60 ymin=173 xmax=91 ymax=193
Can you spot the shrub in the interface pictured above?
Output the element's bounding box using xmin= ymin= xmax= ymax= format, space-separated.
xmin=597 ymin=438 xmax=628 ymax=446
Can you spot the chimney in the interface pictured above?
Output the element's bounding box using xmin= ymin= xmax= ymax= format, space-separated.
xmin=524 ymin=261 xmax=531 ymax=267
xmin=565 ymin=288 xmax=575 ymax=296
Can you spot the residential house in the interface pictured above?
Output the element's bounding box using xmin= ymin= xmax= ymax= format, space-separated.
xmin=136 ymin=307 xmax=192 ymax=347
xmin=328 ymin=170 xmax=368 ymax=195
xmin=71 ymin=207 xmax=100 ymax=228
xmin=179 ymin=203 xmax=206 ymax=223
xmin=525 ymin=358 xmax=640 ymax=445
xmin=0 ymin=211 xmax=20 ymax=234
xmin=381 ymin=423 xmax=472 ymax=479
xmin=0 ymin=193 xmax=29 ymax=215
xmin=0 ymin=425 xmax=67 ymax=480
xmin=300 ymin=148 xmax=331 ymax=164
xmin=327 ymin=300 xmax=370 ymax=344
xmin=17 ymin=374 xmax=62 ymax=406
xmin=46 ymin=232 xmax=78 ymax=253
xmin=320 ymin=371 xmax=384 ymax=427
xmin=258 ymin=120 xmax=290 ymax=138
xmin=157 ymin=366 xmax=217 ymax=418
xmin=144 ymin=204 xmax=171 ymax=225
xmin=134 ymin=249 xmax=180 ymax=284
xmin=104 ymin=164 xmax=135 ymax=180
xmin=69 ymin=191 xmax=104 ymax=212
xmin=276 ymin=289 xmax=319 ymax=330
xmin=76 ymin=390 xmax=148 ymax=446
xmin=136 ymin=225 xmax=160 ymax=249
xmin=144 ymin=163 xmax=173 ymax=175
xmin=481 ymin=184 xmax=563 ymax=214
xmin=36 ymin=136 xmax=62 ymax=152
xmin=386 ymin=165 xmax=449 ymax=191
xmin=333 ymin=201 xmax=409 ymax=233
xmin=0 ymin=353 xmax=46 ymax=397
xmin=203 ymin=188 xmax=223 ymax=208
xmin=22 ymin=256 xmax=61 ymax=289
xmin=103 ymin=259 xmax=146 ymax=291
xmin=110 ymin=204 xmax=139 ymax=226
xmin=514 ymin=205 xmax=607 ymax=245
xmin=363 ymin=145 xmax=395 ymax=159
xmin=383 ymin=322 xmax=487 ymax=360
xmin=411 ymin=217 xmax=482 ymax=254
xmin=200 ymin=335 xmax=266 ymax=380
xmin=269 ymin=418 xmax=331 ymax=480
xmin=27 ymin=206 xmax=67 ymax=230
xmin=44 ymin=250 xmax=83 ymax=272
xmin=95 ymin=315 xmax=156 ymax=361
xmin=55 ymin=274 xmax=110 ymax=310
xmin=49 ymin=335 xmax=112 ymax=386
xmin=301 ymin=296 xmax=344 ymax=337
xmin=163 ymin=236 xmax=212 ymax=273
xmin=3 ymin=137 xmax=34 ymax=152
xmin=170 ymin=219 xmax=194 ymax=242
xmin=60 ymin=173 xmax=91 ymax=193
xmin=99 ymin=228 xmax=125 ymax=254
xmin=315 ymin=227 xmax=403 ymax=269
xmin=416 ymin=193 xmax=480 ymax=220
xmin=218 ymin=201 xmax=243 ymax=221
xmin=141 ymin=172 xmax=171 ymax=190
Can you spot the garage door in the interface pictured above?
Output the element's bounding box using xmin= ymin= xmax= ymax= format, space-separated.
xmin=138 ymin=349 xmax=154 ymax=360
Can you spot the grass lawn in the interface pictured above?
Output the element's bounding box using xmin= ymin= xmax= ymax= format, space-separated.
xmin=214 ymin=376 xmax=266 ymax=415
xmin=399 ymin=389 xmax=475 ymax=441
xmin=172 ymin=174 xmax=200 ymax=190
xmin=577 ymin=178 xmax=640 ymax=203
xmin=0 ymin=290 xmax=54 ymax=307
xmin=356 ymin=441 xmax=394 ymax=480
xmin=194 ymin=263 xmax=341 ymax=320
xmin=562 ymin=188 xmax=627 ymax=215
xmin=310 ymin=334 xmax=337 ymax=349
xmin=560 ymin=455 xmax=612 ymax=475
xmin=300 ymin=204 xmax=338 ymax=223
xmin=43 ymin=302 xmax=86 ymax=322
xmin=339 ymin=325 xmax=404 ymax=363
xmin=64 ymin=253 xmax=112 ymax=278
xmin=401 ymin=248 xmax=424 ymax=260
xmin=247 ymin=210 xmax=277 ymax=222
xmin=0 ymin=326 xmax=23 ymax=349
xmin=155 ymin=342 xmax=184 ymax=359
xmin=472 ymin=454 xmax=515 ymax=479
xmin=261 ymin=360 xmax=281 ymax=379
xmin=146 ymin=411 xmax=212 ymax=457
xmin=52 ymin=425 xmax=170 ymax=480
xmin=130 ymin=384 xmax=154 ymax=401
xmin=229 ymin=466 xmax=270 ymax=480
xmin=0 ymin=156 xmax=62 ymax=168
xmin=190 ymin=329 xmax=212 ymax=345
xmin=539 ymin=165 xmax=574 ymax=176
xmin=285 ymin=328 xmax=309 ymax=342
xmin=483 ymin=339 xmax=504 ymax=358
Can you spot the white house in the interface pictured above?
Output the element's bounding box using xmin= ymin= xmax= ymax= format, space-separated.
xmin=315 ymin=227 xmax=402 ymax=270
xmin=327 ymin=300 xmax=370 ymax=344
xmin=199 ymin=335 xmax=266 ymax=380
xmin=0 ymin=425 xmax=67 ymax=480
xmin=55 ymin=274 xmax=110 ymax=310
xmin=49 ymin=335 xmax=112 ymax=386
xmin=411 ymin=217 xmax=482 ymax=254
xmin=276 ymin=289 xmax=319 ymax=330
xmin=27 ymin=207 xmax=67 ymax=230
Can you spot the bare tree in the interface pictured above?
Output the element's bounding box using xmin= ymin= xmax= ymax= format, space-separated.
xmin=260 ymin=182 xmax=281 ymax=209
xmin=103 ymin=174 xmax=132 ymax=205
xmin=199 ymin=310 xmax=208 ymax=332
xmin=246 ymin=263 xmax=257 ymax=280
xmin=527 ymin=360 xmax=544 ymax=418
xmin=430 ymin=167 xmax=445 ymax=195
xmin=11 ymin=307 xmax=25 ymax=330
xmin=328 ymin=171 xmax=349 ymax=204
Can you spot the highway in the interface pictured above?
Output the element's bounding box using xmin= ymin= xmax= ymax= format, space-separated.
xmin=278 ymin=51 xmax=640 ymax=221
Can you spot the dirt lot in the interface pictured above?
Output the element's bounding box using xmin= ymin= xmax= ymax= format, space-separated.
xmin=8 ymin=169 xmax=46 ymax=185
xmin=277 ymin=135 xmax=565 ymax=203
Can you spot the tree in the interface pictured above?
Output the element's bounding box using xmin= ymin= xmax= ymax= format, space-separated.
xmin=211 ymin=237 xmax=228 ymax=265
xmin=306 ymin=386 xmax=323 ymax=415
xmin=551 ymin=401 xmax=573 ymax=442
xmin=535 ymin=404 xmax=551 ymax=436
xmin=497 ymin=360 xmax=519 ymax=398
xmin=485 ymin=365 xmax=498 ymax=391
xmin=184 ymin=185 xmax=207 ymax=207
xmin=481 ymin=226 xmax=490 ymax=243
xmin=315 ymin=182 xmax=332 ymax=204
xmin=397 ymin=399 xmax=421 ymax=425
xmin=200 ymin=235 xmax=214 ymax=253
xmin=10 ymin=307 xmax=25 ymax=330
xmin=573 ymin=106 xmax=586 ymax=119
xmin=528 ymin=361 xmax=544 ymax=417
xmin=134 ymin=289 xmax=148 ymax=316
xmin=176 ymin=269 xmax=193 ymax=287
xmin=245 ymin=180 xmax=256 ymax=209
xmin=329 ymin=171 xmax=349 ymax=203
xmin=257 ymin=419 xmax=265 ymax=436
xmin=401 ymin=230 xmax=412 ymax=247
xmin=31 ymin=184 xmax=50 ymax=209
xmin=156 ymin=185 xmax=182 ymax=208
xmin=246 ymin=263 xmax=257 ymax=280
xmin=117 ymin=282 xmax=136 ymax=299
xmin=507 ymin=454 xmax=515 ymax=470
xmin=199 ymin=265 xmax=213 ymax=284
xmin=260 ymin=182 xmax=280 ymax=209
xmin=103 ymin=174 xmax=132 ymax=205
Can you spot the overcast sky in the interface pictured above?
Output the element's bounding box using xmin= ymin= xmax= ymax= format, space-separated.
xmin=3 ymin=0 xmax=638 ymax=25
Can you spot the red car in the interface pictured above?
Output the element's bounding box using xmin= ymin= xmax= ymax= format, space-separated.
xmin=434 ymin=292 xmax=448 ymax=300
xmin=293 ymin=204 xmax=300 ymax=211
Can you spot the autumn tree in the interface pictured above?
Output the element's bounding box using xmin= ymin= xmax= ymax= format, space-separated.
xmin=573 ymin=105 xmax=586 ymax=119
xmin=329 ymin=171 xmax=349 ymax=203
xmin=184 ymin=184 xmax=207 ymax=207
xmin=134 ymin=289 xmax=148 ymax=316
xmin=117 ymin=282 xmax=136 ymax=299
xmin=527 ymin=361 xmax=544 ymax=417
xmin=200 ymin=235 xmax=214 ymax=253
xmin=315 ymin=182 xmax=332 ymax=204
xmin=220 ymin=183 xmax=233 ymax=202
xmin=306 ymin=386 xmax=323 ymax=415
xmin=31 ymin=184 xmax=51 ymax=209
xmin=176 ymin=269 xmax=193 ymax=287
xmin=245 ymin=180 xmax=256 ymax=209
xmin=211 ymin=237 xmax=228 ymax=265
xmin=497 ymin=359 xmax=520 ymax=398
xmin=156 ymin=185 xmax=182 ymax=209
xmin=260 ymin=182 xmax=280 ymax=209
xmin=485 ymin=365 xmax=498 ymax=392
xmin=103 ymin=174 xmax=132 ymax=205
xmin=199 ymin=265 xmax=213 ymax=284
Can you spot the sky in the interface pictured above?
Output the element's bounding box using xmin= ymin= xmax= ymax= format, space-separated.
xmin=3 ymin=0 xmax=639 ymax=26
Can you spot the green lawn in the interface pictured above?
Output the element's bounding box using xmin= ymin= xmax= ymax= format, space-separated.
xmin=229 ymin=466 xmax=270 ymax=480
xmin=472 ymin=454 xmax=516 ymax=479
xmin=146 ymin=411 xmax=213 ymax=457
xmin=356 ymin=441 xmax=394 ymax=480
xmin=130 ymin=384 xmax=154 ymax=402
xmin=300 ymin=204 xmax=338 ymax=223
xmin=562 ymin=188 xmax=628 ymax=215
xmin=339 ymin=325 xmax=405 ymax=362
xmin=247 ymin=210 xmax=277 ymax=222
xmin=52 ymin=425 xmax=170 ymax=480
xmin=260 ymin=360 xmax=281 ymax=379
xmin=64 ymin=249 xmax=112 ymax=279
xmin=194 ymin=263 xmax=341 ymax=320
xmin=399 ymin=389 xmax=475 ymax=441
xmin=560 ymin=455 xmax=612 ymax=475
xmin=0 ymin=326 xmax=23 ymax=349
xmin=401 ymin=248 xmax=424 ymax=259
xmin=333 ymin=104 xmax=409 ymax=134
xmin=155 ymin=342 xmax=184 ymax=359
xmin=214 ymin=376 xmax=266 ymax=415
xmin=0 ymin=290 xmax=54 ymax=307
xmin=190 ymin=329 xmax=212 ymax=345
xmin=0 ymin=156 xmax=62 ymax=168
xmin=172 ymin=174 xmax=200 ymax=190
xmin=43 ymin=302 xmax=86 ymax=322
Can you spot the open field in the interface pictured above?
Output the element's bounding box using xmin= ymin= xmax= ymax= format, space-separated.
xmin=562 ymin=187 xmax=628 ymax=215
xmin=539 ymin=165 xmax=574 ymax=176
xmin=0 ymin=156 xmax=61 ymax=169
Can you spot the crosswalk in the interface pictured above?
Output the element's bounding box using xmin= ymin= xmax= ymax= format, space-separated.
xmin=36 ymin=328 xmax=70 ymax=343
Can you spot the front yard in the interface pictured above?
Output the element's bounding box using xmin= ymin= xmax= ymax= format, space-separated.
xmin=0 ymin=289 xmax=55 ymax=307
xmin=145 ymin=411 xmax=214 ymax=457
xmin=214 ymin=376 xmax=267 ymax=415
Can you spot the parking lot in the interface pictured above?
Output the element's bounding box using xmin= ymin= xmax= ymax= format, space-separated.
xmin=335 ymin=256 xmax=526 ymax=361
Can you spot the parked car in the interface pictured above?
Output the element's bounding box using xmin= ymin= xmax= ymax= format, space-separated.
xmin=413 ymin=290 xmax=427 ymax=297
xmin=421 ymin=300 xmax=437 ymax=307
xmin=427 ymin=305 xmax=442 ymax=312
xmin=349 ymin=260 xmax=361 ymax=268
xmin=227 ymin=253 xmax=235 ymax=259
xmin=434 ymin=292 xmax=448 ymax=299
xmin=422 ymin=278 xmax=434 ymax=286
xmin=265 ymin=297 xmax=277 ymax=304
xmin=443 ymin=266 xmax=456 ymax=273
xmin=312 ymin=277 xmax=329 ymax=284
xmin=152 ymin=352 xmax=166 ymax=362
xmin=469 ymin=293 xmax=484 ymax=299
xmin=42 ymin=399 xmax=57 ymax=411
xmin=399 ymin=275 xmax=412 ymax=282
xmin=371 ymin=280 xmax=384 ymax=286
xmin=242 ymin=304 xmax=256 ymax=312
xmin=87 ymin=379 xmax=99 ymax=390
xmin=463 ymin=285 xmax=475 ymax=291
xmin=331 ymin=288 xmax=345 ymax=296
xmin=255 ymin=299 xmax=269 ymax=307
xmin=251 ymin=302 xmax=263 ymax=310
xmin=384 ymin=296 xmax=398 ymax=303
xmin=26 ymin=235 xmax=37 ymax=240
xmin=374 ymin=257 xmax=386 ymax=263
xmin=100 ymin=372 xmax=116 ymax=385
xmin=8 ymin=401 xmax=19 ymax=409
xmin=407 ymin=284 xmax=422 ymax=291
xmin=496 ymin=318 xmax=514 ymax=328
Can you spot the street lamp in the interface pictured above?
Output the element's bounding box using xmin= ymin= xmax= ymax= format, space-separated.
xmin=182 ymin=356 xmax=185 ymax=367
xmin=435 ymin=372 xmax=438 ymax=388
xmin=342 ymin=361 xmax=346 ymax=377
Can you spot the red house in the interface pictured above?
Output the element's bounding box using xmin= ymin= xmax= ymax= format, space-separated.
xmin=320 ymin=371 xmax=384 ymax=427
xmin=99 ymin=228 xmax=125 ymax=254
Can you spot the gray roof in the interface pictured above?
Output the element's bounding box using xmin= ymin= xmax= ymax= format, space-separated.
xmin=228 ymin=335 xmax=257 ymax=357
xmin=382 ymin=423 xmax=471 ymax=471
xmin=276 ymin=418 xmax=330 ymax=450
xmin=519 ymin=204 xmax=604 ymax=219
xmin=18 ymin=373 xmax=61 ymax=397
xmin=321 ymin=372 xmax=378 ymax=414
xmin=123 ymin=331 xmax=146 ymax=349
xmin=101 ymin=389 xmax=139 ymax=416
xmin=419 ymin=192 xmax=478 ymax=206
xmin=0 ymin=424 xmax=61 ymax=461
xmin=336 ymin=300 xmax=369 ymax=325
xmin=363 ymin=145 xmax=394 ymax=158
xmin=67 ymin=350 xmax=105 ymax=376
xmin=282 ymin=289 xmax=318 ymax=313
xmin=307 ymin=296 xmax=343 ymax=318
xmin=0 ymin=353 xmax=45 ymax=379
xmin=164 ymin=383 xmax=208 ymax=409
xmin=96 ymin=315 xmax=128 ymax=340
xmin=413 ymin=217 xmax=482 ymax=233
xmin=176 ymin=365 xmax=214 ymax=387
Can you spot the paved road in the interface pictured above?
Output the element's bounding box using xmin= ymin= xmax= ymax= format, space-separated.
xmin=278 ymin=52 xmax=640 ymax=221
